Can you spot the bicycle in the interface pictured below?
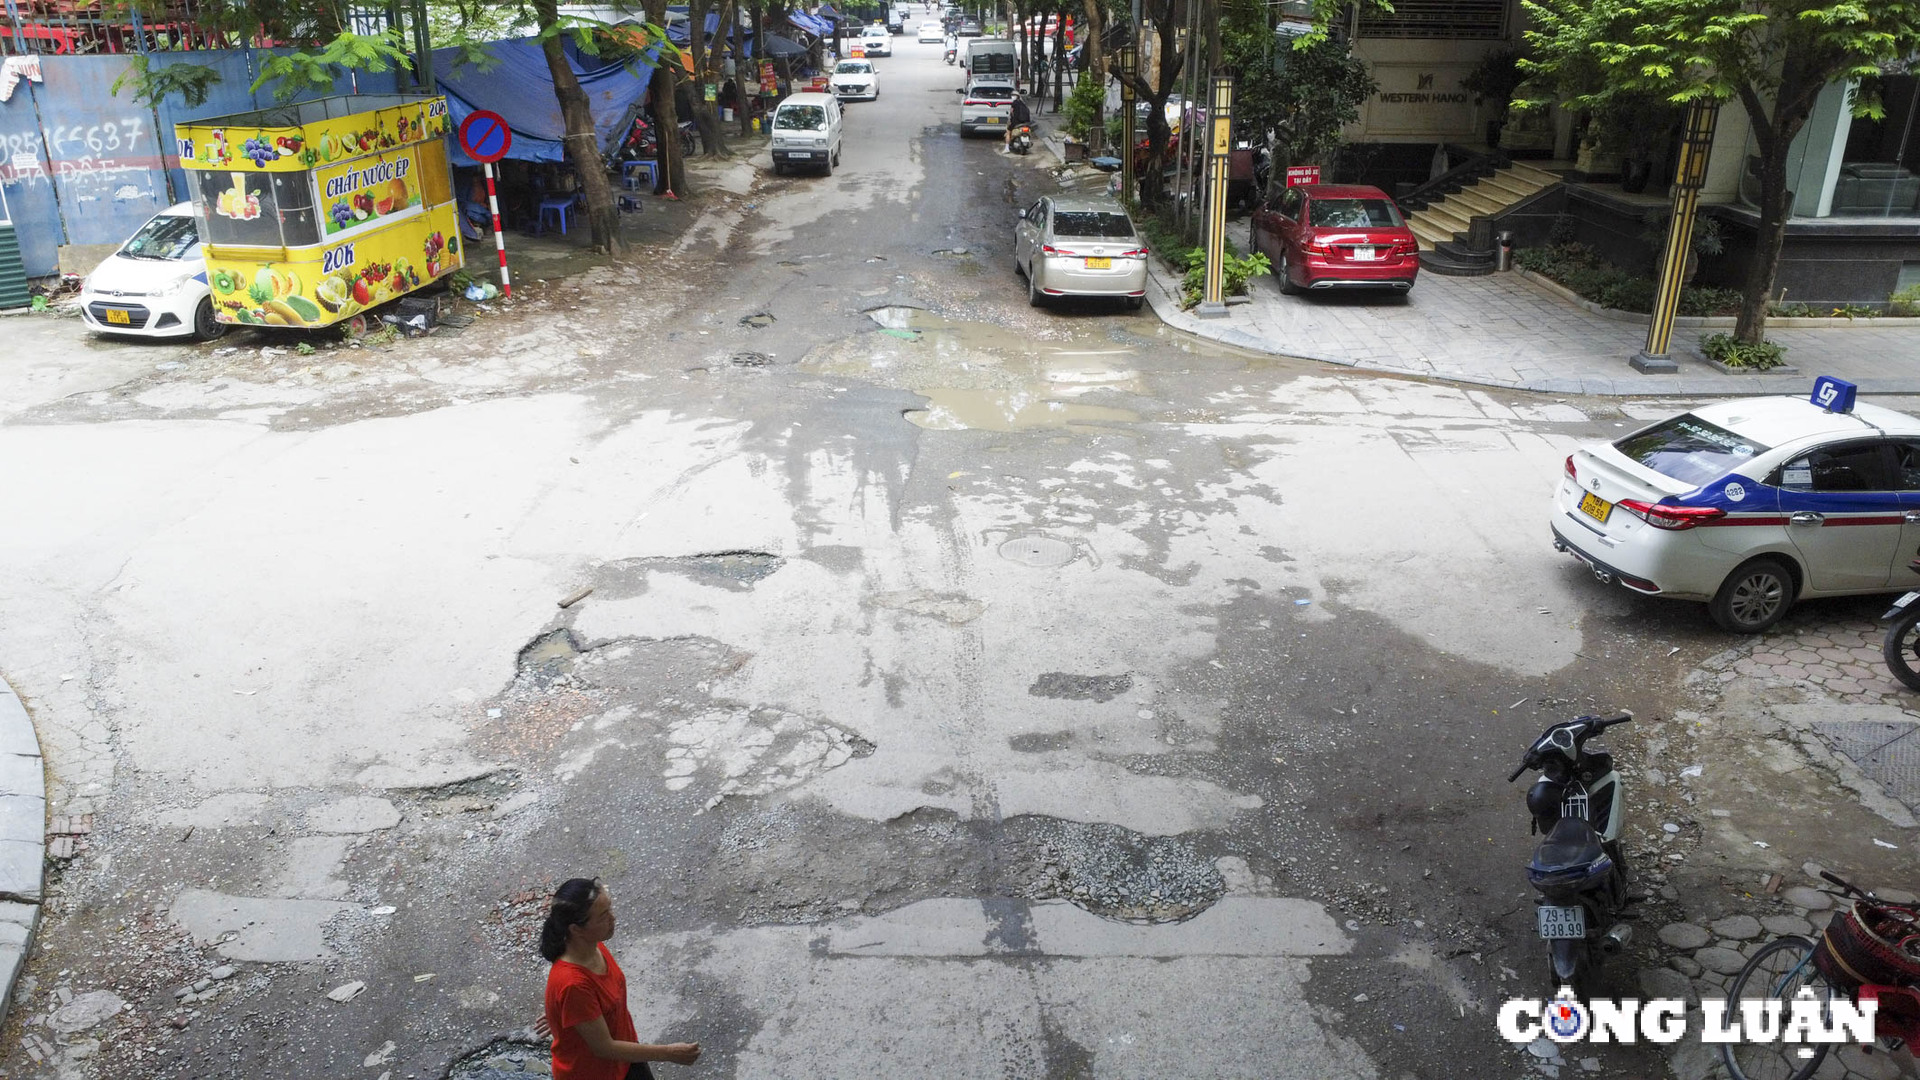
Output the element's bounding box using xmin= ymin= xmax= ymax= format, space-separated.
xmin=1722 ymin=871 xmax=1920 ymax=1080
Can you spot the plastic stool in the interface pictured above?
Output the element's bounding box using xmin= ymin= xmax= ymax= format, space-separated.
xmin=617 ymin=192 xmax=644 ymax=214
xmin=623 ymin=161 xmax=657 ymax=190
xmin=537 ymin=193 xmax=577 ymax=235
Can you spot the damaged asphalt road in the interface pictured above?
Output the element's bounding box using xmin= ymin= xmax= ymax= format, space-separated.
xmin=7 ymin=42 xmax=1899 ymax=1080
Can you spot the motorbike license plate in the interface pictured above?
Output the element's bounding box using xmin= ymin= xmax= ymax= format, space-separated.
xmin=1351 ymin=246 xmax=1379 ymax=261
xmin=1538 ymin=905 xmax=1586 ymax=940
xmin=105 ymin=308 xmax=131 ymax=325
xmin=1085 ymin=257 xmax=1112 ymax=270
xmin=1579 ymin=492 xmax=1613 ymax=524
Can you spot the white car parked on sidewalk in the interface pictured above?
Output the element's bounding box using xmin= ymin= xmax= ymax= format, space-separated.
xmin=78 ymin=202 xmax=226 ymax=341
xmin=1553 ymin=381 xmax=1920 ymax=632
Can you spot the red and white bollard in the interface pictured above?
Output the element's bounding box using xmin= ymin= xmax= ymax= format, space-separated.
xmin=483 ymin=161 xmax=512 ymax=299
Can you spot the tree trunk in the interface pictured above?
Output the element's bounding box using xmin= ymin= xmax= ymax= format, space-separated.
xmin=1049 ymin=9 xmax=1062 ymax=111
xmin=738 ymin=2 xmax=757 ymax=139
xmin=685 ymin=0 xmax=731 ymax=156
xmin=642 ymin=0 xmax=690 ymax=193
xmin=1731 ymin=53 xmax=1830 ymax=344
xmin=532 ymin=0 xmax=623 ymax=255
xmin=1080 ymin=0 xmax=1102 ymax=153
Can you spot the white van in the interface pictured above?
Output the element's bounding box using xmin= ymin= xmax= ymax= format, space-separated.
xmin=770 ymin=92 xmax=844 ymax=176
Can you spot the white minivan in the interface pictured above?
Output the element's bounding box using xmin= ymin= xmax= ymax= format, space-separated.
xmin=770 ymin=92 xmax=844 ymax=176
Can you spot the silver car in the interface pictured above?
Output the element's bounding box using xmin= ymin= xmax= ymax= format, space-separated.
xmin=1012 ymin=197 xmax=1149 ymax=308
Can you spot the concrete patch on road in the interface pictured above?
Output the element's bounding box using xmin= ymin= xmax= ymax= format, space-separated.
xmin=302 ymin=795 xmax=401 ymax=834
xmin=168 ymin=889 xmax=359 ymax=962
xmin=662 ymin=705 xmax=874 ymax=809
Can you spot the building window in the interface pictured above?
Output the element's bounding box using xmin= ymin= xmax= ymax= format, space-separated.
xmin=1833 ymin=75 xmax=1920 ymax=217
xmin=1357 ymin=0 xmax=1507 ymax=39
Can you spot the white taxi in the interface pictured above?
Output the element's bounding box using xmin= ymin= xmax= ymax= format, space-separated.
xmin=78 ymin=202 xmax=226 ymax=341
xmin=1552 ymin=379 xmax=1920 ymax=633
xmin=831 ymin=59 xmax=878 ymax=100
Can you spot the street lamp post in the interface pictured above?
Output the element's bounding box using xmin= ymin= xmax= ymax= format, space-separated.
xmin=1117 ymin=44 xmax=1137 ymax=207
xmin=1631 ymin=99 xmax=1720 ymax=374
xmin=1196 ymin=74 xmax=1234 ymax=317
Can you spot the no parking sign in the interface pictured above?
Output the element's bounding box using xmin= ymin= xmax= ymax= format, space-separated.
xmin=458 ymin=111 xmax=513 ymax=298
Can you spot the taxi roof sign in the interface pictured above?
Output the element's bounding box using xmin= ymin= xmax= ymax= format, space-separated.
xmin=1811 ymin=376 xmax=1858 ymax=414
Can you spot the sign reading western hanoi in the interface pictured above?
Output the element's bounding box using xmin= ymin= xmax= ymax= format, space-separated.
xmin=1361 ymin=64 xmax=1477 ymax=139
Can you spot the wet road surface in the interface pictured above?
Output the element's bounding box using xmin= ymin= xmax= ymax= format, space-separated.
xmin=0 ymin=30 xmax=1781 ymax=1080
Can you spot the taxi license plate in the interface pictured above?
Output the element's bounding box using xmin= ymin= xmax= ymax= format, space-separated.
xmin=1538 ymin=905 xmax=1586 ymax=940
xmin=1085 ymin=257 xmax=1112 ymax=270
xmin=1578 ymin=492 xmax=1613 ymax=524
xmin=105 ymin=308 xmax=131 ymax=325
xmin=1352 ymin=246 xmax=1379 ymax=261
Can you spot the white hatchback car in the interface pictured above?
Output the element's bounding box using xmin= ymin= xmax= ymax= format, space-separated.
xmin=1553 ymin=383 xmax=1920 ymax=632
xmin=78 ymin=202 xmax=225 ymax=341
xmin=918 ymin=20 xmax=944 ymax=41
xmin=831 ymin=59 xmax=878 ymax=101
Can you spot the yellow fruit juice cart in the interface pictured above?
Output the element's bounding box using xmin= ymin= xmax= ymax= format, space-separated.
xmin=175 ymin=93 xmax=464 ymax=330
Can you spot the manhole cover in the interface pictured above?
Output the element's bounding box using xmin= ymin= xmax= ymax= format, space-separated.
xmin=1812 ymin=720 xmax=1920 ymax=810
xmin=999 ymin=536 xmax=1074 ymax=568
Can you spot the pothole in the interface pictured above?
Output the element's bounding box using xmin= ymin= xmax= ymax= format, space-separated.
xmin=730 ymin=351 xmax=773 ymax=367
xmin=515 ymin=629 xmax=582 ymax=684
xmin=739 ymin=312 xmax=776 ymax=328
xmin=1017 ymin=819 xmax=1225 ymax=923
xmin=1029 ymin=672 xmax=1133 ymax=702
xmin=930 ymin=247 xmax=973 ymax=258
xmin=445 ymin=1038 xmax=550 ymax=1079
xmin=998 ymin=535 xmax=1075 ymax=568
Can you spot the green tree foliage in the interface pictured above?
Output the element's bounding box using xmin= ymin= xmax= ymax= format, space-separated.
xmin=1517 ymin=0 xmax=1920 ymax=343
xmin=1219 ymin=3 xmax=1374 ymax=201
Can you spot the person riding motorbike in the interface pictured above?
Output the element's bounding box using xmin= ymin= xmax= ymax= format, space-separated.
xmin=1005 ymin=94 xmax=1033 ymax=151
xmin=943 ymin=33 xmax=957 ymax=63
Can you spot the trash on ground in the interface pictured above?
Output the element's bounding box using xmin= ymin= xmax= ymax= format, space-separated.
xmin=1876 ymin=839 xmax=1900 ymax=849
xmin=326 ymin=981 xmax=366 ymax=1003
xmin=1680 ymin=765 xmax=1703 ymax=778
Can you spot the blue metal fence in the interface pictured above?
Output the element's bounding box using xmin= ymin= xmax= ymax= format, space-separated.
xmin=0 ymin=50 xmax=404 ymax=277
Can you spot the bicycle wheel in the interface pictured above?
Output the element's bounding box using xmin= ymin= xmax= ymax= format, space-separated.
xmin=1721 ymin=936 xmax=1833 ymax=1080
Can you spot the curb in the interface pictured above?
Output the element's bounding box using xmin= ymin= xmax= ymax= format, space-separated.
xmin=1141 ymin=262 xmax=1920 ymax=398
xmin=1515 ymin=270 xmax=1920 ymax=330
xmin=0 ymin=677 xmax=44 ymax=1021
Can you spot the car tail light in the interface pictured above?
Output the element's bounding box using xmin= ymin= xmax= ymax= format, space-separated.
xmin=1304 ymin=237 xmax=1333 ymax=255
xmin=1043 ymin=244 xmax=1080 ymax=257
xmin=1119 ymin=247 xmax=1148 ymax=258
xmin=1564 ymin=455 xmax=1577 ymax=481
xmin=1618 ymin=499 xmax=1725 ymax=531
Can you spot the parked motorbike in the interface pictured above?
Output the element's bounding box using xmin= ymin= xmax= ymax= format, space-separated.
xmin=1009 ymin=125 xmax=1032 ymax=154
xmin=1508 ymin=711 xmax=1637 ymax=997
xmin=1881 ymin=564 xmax=1920 ymax=690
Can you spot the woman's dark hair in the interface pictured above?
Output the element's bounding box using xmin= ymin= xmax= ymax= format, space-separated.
xmin=538 ymin=878 xmax=602 ymax=962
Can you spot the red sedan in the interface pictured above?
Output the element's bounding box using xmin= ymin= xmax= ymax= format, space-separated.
xmin=1250 ymin=183 xmax=1420 ymax=295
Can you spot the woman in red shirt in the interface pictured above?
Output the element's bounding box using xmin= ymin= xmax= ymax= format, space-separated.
xmin=540 ymin=879 xmax=701 ymax=1079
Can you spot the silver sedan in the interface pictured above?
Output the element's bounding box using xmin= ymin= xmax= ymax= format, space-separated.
xmin=1012 ymin=196 xmax=1149 ymax=309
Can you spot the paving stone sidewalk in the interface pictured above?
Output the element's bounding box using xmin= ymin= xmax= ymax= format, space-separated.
xmin=0 ymin=679 xmax=44 ymax=1021
xmin=1143 ymin=260 xmax=1920 ymax=397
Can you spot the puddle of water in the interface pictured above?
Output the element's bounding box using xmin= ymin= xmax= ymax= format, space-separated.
xmin=907 ymin=389 xmax=1137 ymax=432
xmin=821 ymin=307 xmax=1144 ymax=431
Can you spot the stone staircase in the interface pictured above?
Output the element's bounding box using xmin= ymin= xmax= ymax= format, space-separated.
xmin=1408 ymin=161 xmax=1563 ymax=276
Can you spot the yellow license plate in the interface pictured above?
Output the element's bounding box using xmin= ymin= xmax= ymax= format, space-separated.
xmin=1579 ymin=492 xmax=1612 ymax=524
xmin=105 ymin=309 xmax=130 ymax=325
xmin=1084 ymin=257 xmax=1112 ymax=269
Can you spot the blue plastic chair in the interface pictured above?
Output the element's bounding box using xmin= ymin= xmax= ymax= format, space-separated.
xmin=623 ymin=160 xmax=658 ymax=190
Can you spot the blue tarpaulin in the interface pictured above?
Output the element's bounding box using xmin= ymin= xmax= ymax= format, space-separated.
xmin=788 ymin=12 xmax=831 ymax=36
xmin=433 ymin=37 xmax=658 ymax=167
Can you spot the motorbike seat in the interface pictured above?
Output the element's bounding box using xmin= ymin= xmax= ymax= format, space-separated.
xmin=1529 ymin=815 xmax=1605 ymax=876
